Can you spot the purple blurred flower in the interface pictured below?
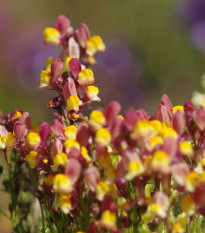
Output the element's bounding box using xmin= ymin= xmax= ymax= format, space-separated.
xmin=178 ymin=0 xmax=205 ymax=52
xmin=6 ymin=25 xmax=58 ymax=91
xmin=94 ymin=39 xmax=145 ymax=112
xmin=0 ymin=7 xmax=8 ymax=33
xmin=178 ymin=0 xmax=205 ymax=25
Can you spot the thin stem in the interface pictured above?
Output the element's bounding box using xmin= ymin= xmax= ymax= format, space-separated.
xmin=45 ymin=208 xmax=55 ymax=233
xmin=3 ymin=150 xmax=10 ymax=170
xmin=40 ymin=203 xmax=46 ymax=233
xmin=58 ymin=106 xmax=69 ymax=126
xmin=0 ymin=209 xmax=10 ymax=219
xmin=62 ymin=113 xmax=69 ymax=126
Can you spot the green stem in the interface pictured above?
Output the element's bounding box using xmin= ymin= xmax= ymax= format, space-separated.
xmin=40 ymin=203 xmax=46 ymax=233
xmin=3 ymin=150 xmax=10 ymax=170
xmin=0 ymin=209 xmax=10 ymax=219
xmin=59 ymin=107 xmax=69 ymax=126
xmin=197 ymin=214 xmax=201 ymax=233
xmin=45 ymin=208 xmax=55 ymax=233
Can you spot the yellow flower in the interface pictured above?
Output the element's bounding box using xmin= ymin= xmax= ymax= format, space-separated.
xmin=150 ymin=203 xmax=166 ymax=218
xmin=53 ymin=153 xmax=68 ymax=169
xmin=101 ymin=210 xmax=116 ymax=230
xmin=160 ymin=125 xmax=178 ymax=139
xmin=26 ymin=132 xmax=41 ymax=148
xmin=125 ymin=160 xmax=144 ymax=180
xmin=172 ymin=223 xmax=184 ymax=233
xmin=87 ymin=86 xmax=100 ymax=101
xmin=96 ymin=181 xmax=110 ymax=201
xmin=149 ymin=120 xmax=162 ymax=134
xmin=118 ymin=115 xmax=124 ymax=120
xmin=81 ymin=146 xmax=92 ymax=162
xmin=95 ymin=128 xmax=111 ymax=147
xmin=58 ymin=194 xmax=72 ymax=214
xmin=64 ymin=139 xmax=80 ymax=154
xmin=11 ymin=111 xmax=22 ymax=121
xmin=179 ymin=141 xmax=193 ymax=157
xmin=53 ymin=174 xmax=72 ymax=193
xmin=149 ymin=136 xmax=163 ymax=150
xmin=63 ymin=57 xmax=73 ymax=72
xmin=78 ymin=69 xmax=94 ymax=85
xmin=26 ymin=151 xmax=38 ymax=169
xmin=5 ymin=132 xmax=15 ymax=150
xmin=133 ymin=120 xmax=154 ymax=138
xmin=88 ymin=55 xmax=97 ymax=65
xmin=45 ymin=57 xmax=54 ymax=70
xmin=151 ymin=150 xmax=170 ymax=173
xmin=177 ymin=213 xmax=187 ymax=231
xmin=40 ymin=70 xmax=51 ymax=88
xmin=185 ymin=172 xmax=201 ymax=192
xmin=180 ymin=195 xmax=195 ymax=215
xmin=86 ymin=35 xmax=105 ymax=56
xmin=66 ymin=95 xmax=82 ymax=112
xmin=43 ymin=27 xmax=60 ymax=46
xmin=0 ymin=136 xmax=7 ymax=150
xmin=64 ymin=125 xmax=77 ymax=139
xmin=89 ymin=110 xmax=105 ymax=129
xmin=172 ymin=105 xmax=184 ymax=113
xmin=104 ymin=166 xmax=116 ymax=184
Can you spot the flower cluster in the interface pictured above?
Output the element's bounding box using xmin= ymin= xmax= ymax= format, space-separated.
xmin=1 ymin=15 xmax=205 ymax=233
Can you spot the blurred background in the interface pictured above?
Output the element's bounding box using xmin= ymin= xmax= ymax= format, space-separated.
xmin=1 ymin=0 xmax=205 ymax=231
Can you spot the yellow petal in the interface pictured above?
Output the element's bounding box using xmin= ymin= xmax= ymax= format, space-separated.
xmin=43 ymin=27 xmax=60 ymax=46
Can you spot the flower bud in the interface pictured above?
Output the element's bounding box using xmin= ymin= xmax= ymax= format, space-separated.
xmin=63 ymin=77 xmax=77 ymax=100
xmin=171 ymin=163 xmax=190 ymax=186
xmin=68 ymin=37 xmax=80 ymax=59
xmin=65 ymin=159 xmax=81 ymax=185
xmin=14 ymin=121 xmax=26 ymax=138
xmin=77 ymin=23 xmax=90 ymax=48
xmin=39 ymin=121 xmax=51 ymax=142
xmin=84 ymin=166 xmax=100 ymax=192
xmin=104 ymin=101 xmax=121 ymax=124
xmin=55 ymin=15 xmax=70 ymax=36
xmin=50 ymin=58 xmax=63 ymax=83
xmin=69 ymin=58 xmax=81 ymax=79
xmin=172 ymin=109 xmax=186 ymax=135
xmin=50 ymin=138 xmax=63 ymax=158
xmin=76 ymin=123 xmax=89 ymax=147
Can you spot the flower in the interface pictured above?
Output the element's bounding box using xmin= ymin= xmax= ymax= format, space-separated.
xmin=43 ymin=27 xmax=60 ymax=46
xmin=26 ymin=132 xmax=41 ymax=149
xmin=86 ymin=36 xmax=105 ymax=56
xmin=53 ymin=174 xmax=72 ymax=193
xmin=66 ymin=95 xmax=83 ymax=112
xmin=95 ymin=128 xmax=111 ymax=147
xmin=26 ymin=151 xmax=38 ymax=169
